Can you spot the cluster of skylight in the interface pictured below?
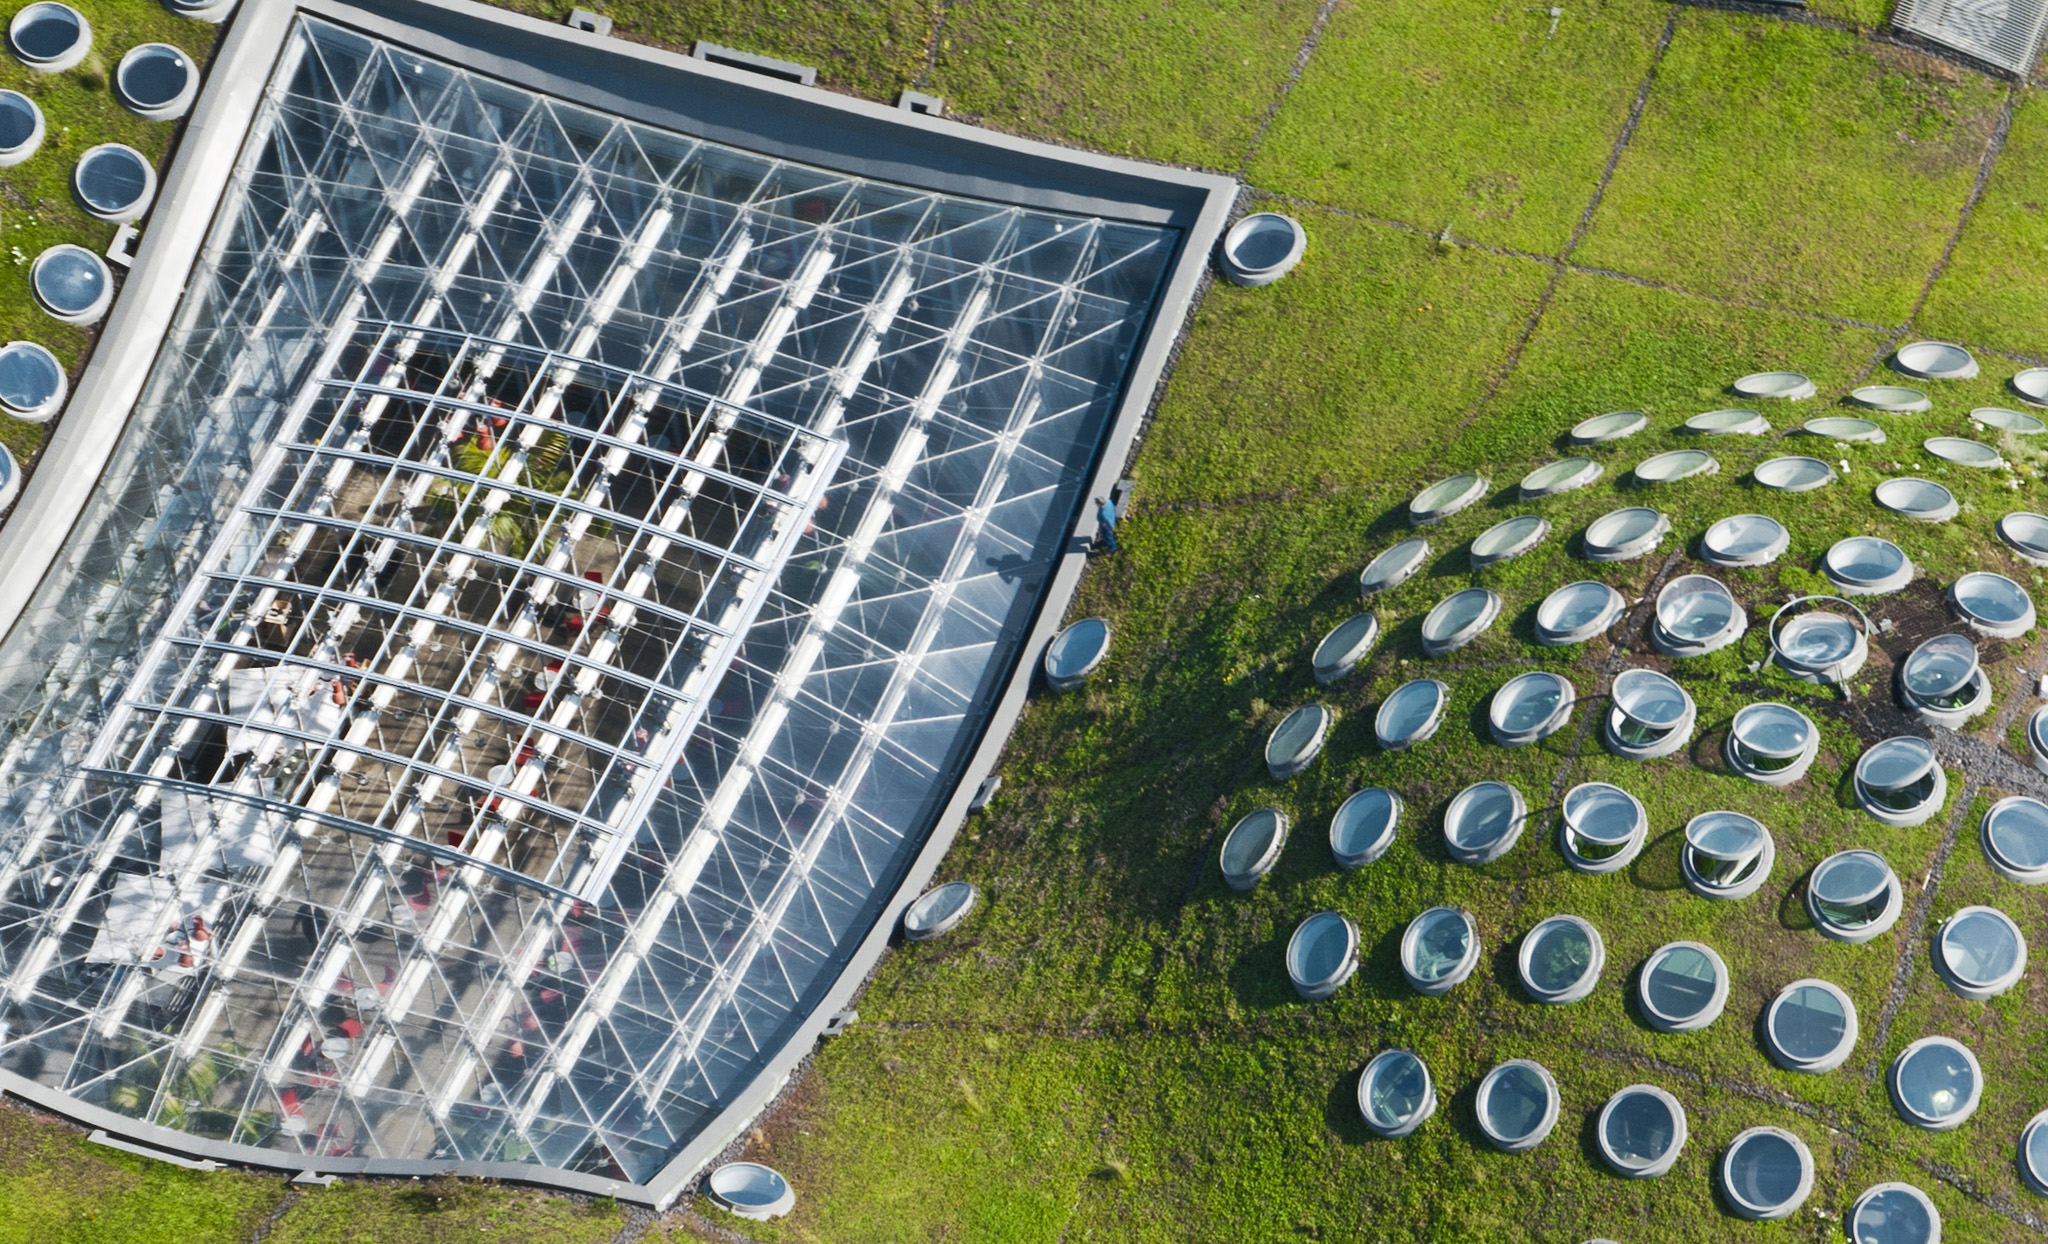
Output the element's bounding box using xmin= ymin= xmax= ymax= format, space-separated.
xmin=1241 ymin=363 xmax=2047 ymax=1224
xmin=0 ymin=14 xmax=1175 ymax=1185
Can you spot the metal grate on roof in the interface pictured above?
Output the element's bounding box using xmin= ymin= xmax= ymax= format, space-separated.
xmin=1894 ymin=0 xmax=2048 ymax=75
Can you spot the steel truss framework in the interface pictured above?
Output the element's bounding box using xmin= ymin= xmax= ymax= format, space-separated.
xmin=0 ymin=15 xmax=1174 ymax=1185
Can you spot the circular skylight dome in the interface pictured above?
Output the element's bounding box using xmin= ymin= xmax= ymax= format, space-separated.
xmin=706 ymin=1162 xmax=796 ymax=1220
xmin=115 ymin=43 xmax=198 ymax=121
xmin=1804 ymin=415 xmax=1886 ymax=443
xmin=1442 ymin=780 xmax=1525 ymax=865
xmin=163 ymin=0 xmax=241 ymax=21
xmin=1517 ymin=915 xmax=1604 ymax=1004
xmin=1408 ymin=473 xmax=1487 ymax=525
xmin=1519 ymin=456 xmax=1601 ymax=499
xmin=29 ymin=244 xmax=111 ymax=325
xmin=1685 ymin=407 xmax=1768 ymax=436
xmin=1699 ymin=513 xmax=1789 ymax=568
xmin=1636 ymin=940 xmax=1727 ymax=1033
xmin=1895 ymin=340 xmax=1978 ymax=380
xmin=1651 ymin=574 xmax=1746 ymax=657
xmin=1285 ymin=910 xmax=1359 ymax=1001
xmin=0 ymin=444 xmax=19 ymax=513
xmin=2032 ymin=707 xmax=2048 ymax=779
xmin=1851 ymin=384 xmax=1931 ymax=412
xmin=1680 ymin=811 xmax=1774 ymax=900
xmin=1534 ymin=580 xmax=1626 ymax=645
xmin=1981 ymin=795 xmax=2048 ymax=884
xmin=1933 ymin=906 xmax=2025 ymax=1000
xmin=1595 ymin=1085 xmax=1686 ymax=1178
xmin=0 ymin=340 xmax=66 ymax=422
xmin=1329 ymin=787 xmax=1401 ymax=869
xmin=2017 ymin=368 xmax=2048 ymax=407
xmin=1582 ymin=506 xmax=1669 ymax=561
xmin=1603 ymin=668 xmax=1695 ymax=760
xmin=1357 ymin=1049 xmax=1435 ymax=1138
xmin=1974 ymin=406 xmax=2047 ymax=434
xmin=1474 ymin=1059 xmax=1560 ymax=1153
xmin=1855 ymin=736 xmax=1946 ymax=827
xmin=1633 ymin=448 xmax=1718 ymax=483
xmin=1889 ymin=1036 xmax=1981 ymax=1131
xmin=1733 ymin=371 xmax=1815 ymax=400
xmin=1219 ymin=212 xmax=1305 ymax=286
xmin=1374 ymin=679 xmax=1446 ymax=751
xmin=901 ymin=880 xmax=978 ymax=941
xmin=1752 ymin=455 xmax=1834 ymax=491
xmin=1219 ymin=807 xmax=1289 ymax=892
xmin=1924 ymin=436 xmax=2003 ymax=469
xmin=74 ymin=143 xmax=157 ymax=223
xmin=1764 ymin=979 xmax=1858 ymax=1073
xmin=1874 ymin=477 xmax=1958 ymax=523
xmin=1311 ymin=612 xmax=1379 ymax=684
xmin=1420 ymin=587 xmax=1501 ymax=656
xmin=1849 ymin=1183 xmax=1941 ymax=1244
xmin=1949 ymin=572 xmax=2034 ymax=638
xmin=8 ymin=3 xmax=89 ymax=72
xmin=1823 ymin=536 xmax=1913 ymax=595
xmin=1265 ymin=703 xmax=1331 ymax=780
xmin=1043 ymin=616 xmax=1110 ymax=691
xmin=2022 ymin=1110 xmax=2048 ymax=1197
xmin=1806 ymin=849 xmax=1902 ymax=943
xmin=1559 ymin=781 xmax=1646 ymax=874
xmin=1359 ymin=536 xmax=1429 ymax=596
xmin=1487 ymin=671 xmax=1574 ymax=747
xmin=1570 ymin=410 xmax=1648 ymax=443
xmin=1469 ymin=515 xmax=1549 ymax=569
xmin=0 ymin=90 xmax=44 ymax=166
xmin=1720 ymin=1126 xmax=1814 ymax=1221
xmin=1999 ymin=512 xmax=2048 ymax=567
xmin=1400 ymin=905 xmax=1479 ymax=995
xmin=1725 ymin=702 xmax=1818 ymax=785
xmin=1897 ymin=633 xmax=1988 ymax=728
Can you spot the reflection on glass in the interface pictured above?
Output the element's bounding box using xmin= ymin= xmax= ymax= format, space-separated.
xmin=1603 ymin=1092 xmax=1675 ymax=1164
xmin=1772 ymin=985 xmax=1848 ymax=1061
xmin=1644 ymin=946 xmax=1718 ymax=1020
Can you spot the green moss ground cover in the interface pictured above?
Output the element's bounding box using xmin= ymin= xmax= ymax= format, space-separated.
xmin=1249 ymin=0 xmax=1670 ymax=255
xmin=1575 ymin=13 xmax=2007 ymax=325
xmin=1919 ymin=91 xmax=2048 ymax=359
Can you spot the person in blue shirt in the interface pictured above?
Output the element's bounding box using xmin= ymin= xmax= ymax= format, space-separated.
xmin=1094 ymin=495 xmax=1119 ymax=552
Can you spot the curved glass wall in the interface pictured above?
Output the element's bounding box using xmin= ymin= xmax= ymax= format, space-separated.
xmin=0 ymin=17 xmax=1180 ymax=1189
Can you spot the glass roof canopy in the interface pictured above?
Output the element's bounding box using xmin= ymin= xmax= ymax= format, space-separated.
xmin=0 ymin=14 xmax=1179 ymax=1192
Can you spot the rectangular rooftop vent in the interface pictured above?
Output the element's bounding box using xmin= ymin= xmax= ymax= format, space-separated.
xmin=1894 ymin=0 xmax=2048 ymax=75
xmin=691 ymin=41 xmax=818 ymax=85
